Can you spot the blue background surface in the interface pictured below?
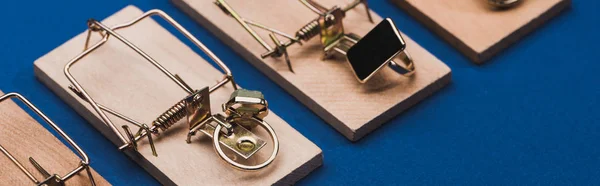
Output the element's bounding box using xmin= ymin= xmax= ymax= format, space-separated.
xmin=1 ymin=0 xmax=598 ymax=185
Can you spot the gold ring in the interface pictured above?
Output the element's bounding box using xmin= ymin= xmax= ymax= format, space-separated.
xmin=388 ymin=50 xmax=415 ymax=77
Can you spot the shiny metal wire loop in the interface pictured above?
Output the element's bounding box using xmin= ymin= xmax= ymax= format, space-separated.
xmin=64 ymin=9 xmax=237 ymax=152
xmin=0 ymin=93 xmax=96 ymax=186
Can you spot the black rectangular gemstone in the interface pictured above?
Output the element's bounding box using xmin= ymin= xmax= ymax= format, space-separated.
xmin=346 ymin=18 xmax=406 ymax=82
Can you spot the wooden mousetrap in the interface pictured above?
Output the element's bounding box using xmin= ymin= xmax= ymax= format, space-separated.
xmin=391 ymin=0 xmax=571 ymax=63
xmin=34 ymin=6 xmax=322 ymax=185
xmin=0 ymin=91 xmax=109 ymax=185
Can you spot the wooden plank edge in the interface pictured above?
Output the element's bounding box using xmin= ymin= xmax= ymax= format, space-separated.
xmin=391 ymin=0 xmax=481 ymax=63
xmin=479 ymin=0 xmax=572 ymax=63
xmin=354 ymin=71 xmax=452 ymax=141
xmin=275 ymin=151 xmax=323 ymax=185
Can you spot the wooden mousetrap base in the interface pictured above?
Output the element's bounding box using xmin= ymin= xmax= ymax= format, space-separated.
xmin=0 ymin=91 xmax=109 ymax=185
xmin=392 ymin=0 xmax=571 ymax=63
xmin=172 ymin=0 xmax=452 ymax=141
xmin=34 ymin=6 xmax=322 ymax=185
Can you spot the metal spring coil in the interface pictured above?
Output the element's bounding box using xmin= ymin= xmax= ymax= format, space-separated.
xmin=152 ymin=95 xmax=202 ymax=132
xmin=296 ymin=19 xmax=321 ymax=41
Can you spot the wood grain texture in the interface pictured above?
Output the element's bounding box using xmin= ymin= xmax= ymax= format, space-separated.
xmin=0 ymin=90 xmax=109 ymax=186
xmin=172 ymin=0 xmax=452 ymax=141
xmin=33 ymin=6 xmax=322 ymax=186
xmin=392 ymin=0 xmax=571 ymax=63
